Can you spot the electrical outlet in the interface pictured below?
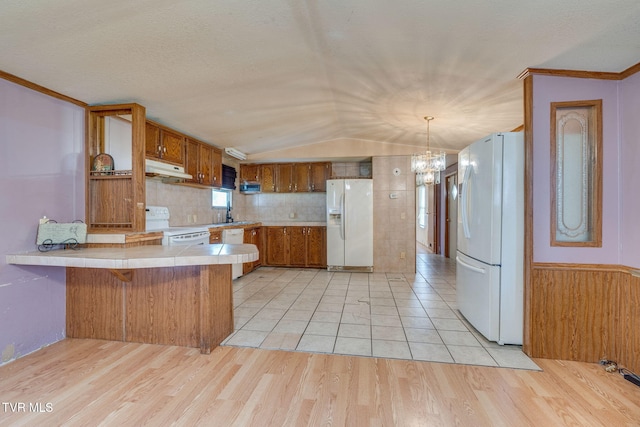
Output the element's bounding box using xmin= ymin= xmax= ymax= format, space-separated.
xmin=187 ymin=214 xmax=193 ymax=223
xmin=400 ymin=251 xmax=406 ymax=259
xmin=193 ymin=214 xmax=197 ymax=223
xmin=400 ymin=212 xmax=406 ymax=220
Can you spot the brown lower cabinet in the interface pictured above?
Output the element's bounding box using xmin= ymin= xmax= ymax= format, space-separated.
xmin=243 ymin=226 xmax=262 ymax=274
xmin=264 ymin=226 xmax=326 ymax=268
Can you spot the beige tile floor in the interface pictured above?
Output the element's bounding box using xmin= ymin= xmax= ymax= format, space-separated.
xmin=223 ymin=249 xmax=540 ymax=370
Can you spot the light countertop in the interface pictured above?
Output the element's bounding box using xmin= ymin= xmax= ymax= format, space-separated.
xmin=206 ymin=221 xmax=326 ymax=228
xmin=6 ymin=244 xmax=258 ymax=269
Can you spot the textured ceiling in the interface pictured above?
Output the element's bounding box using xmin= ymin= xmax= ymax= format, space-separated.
xmin=2 ymin=0 xmax=640 ymax=159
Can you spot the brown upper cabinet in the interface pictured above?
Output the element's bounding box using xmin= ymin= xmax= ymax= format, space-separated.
xmin=277 ymin=164 xmax=294 ymax=192
xmin=184 ymin=138 xmax=222 ymax=188
xmin=260 ymin=164 xmax=277 ymax=192
xmin=309 ymin=162 xmax=331 ymax=192
xmin=239 ymin=162 xmax=332 ymax=193
xmin=240 ymin=164 xmax=260 ymax=183
xmin=145 ymin=121 xmax=185 ymax=166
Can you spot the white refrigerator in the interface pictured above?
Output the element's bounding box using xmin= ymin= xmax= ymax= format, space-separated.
xmin=456 ymin=132 xmax=524 ymax=345
xmin=326 ymin=179 xmax=373 ymax=272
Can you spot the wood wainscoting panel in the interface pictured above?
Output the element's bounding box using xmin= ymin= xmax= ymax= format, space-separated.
xmin=66 ymin=267 xmax=124 ymax=341
xmin=66 ymin=265 xmax=235 ymax=354
xmin=530 ymin=263 xmax=640 ymax=373
xmin=125 ymin=266 xmax=201 ymax=348
xmin=200 ymin=264 xmax=233 ymax=353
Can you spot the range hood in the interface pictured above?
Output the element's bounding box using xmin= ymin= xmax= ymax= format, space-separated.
xmin=145 ymin=159 xmax=192 ymax=180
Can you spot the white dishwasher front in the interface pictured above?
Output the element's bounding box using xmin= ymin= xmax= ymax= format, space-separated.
xmin=222 ymin=228 xmax=245 ymax=279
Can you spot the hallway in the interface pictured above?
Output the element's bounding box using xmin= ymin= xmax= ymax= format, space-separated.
xmin=224 ymin=250 xmax=538 ymax=370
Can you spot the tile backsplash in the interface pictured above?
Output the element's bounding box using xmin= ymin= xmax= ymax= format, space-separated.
xmin=146 ymin=179 xmax=326 ymax=226
xmin=235 ymin=192 xmax=326 ymax=222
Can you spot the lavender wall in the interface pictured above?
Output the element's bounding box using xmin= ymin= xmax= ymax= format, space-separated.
xmin=619 ymin=72 xmax=640 ymax=268
xmin=0 ymin=79 xmax=85 ymax=364
xmin=531 ymin=75 xmax=621 ymax=264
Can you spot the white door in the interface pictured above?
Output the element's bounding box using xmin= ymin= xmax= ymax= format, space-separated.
xmin=456 ymin=251 xmax=500 ymax=342
xmin=458 ymin=134 xmax=503 ymax=265
xmin=344 ymin=179 xmax=373 ymax=267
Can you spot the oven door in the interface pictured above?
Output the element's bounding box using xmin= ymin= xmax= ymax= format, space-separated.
xmin=165 ymin=230 xmax=210 ymax=246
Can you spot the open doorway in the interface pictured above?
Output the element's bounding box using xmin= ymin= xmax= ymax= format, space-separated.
xmin=415 ymin=184 xmax=436 ymax=252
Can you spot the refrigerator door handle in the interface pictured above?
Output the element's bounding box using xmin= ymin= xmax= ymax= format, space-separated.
xmin=340 ymin=193 xmax=345 ymax=240
xmin=456 ymin=255 xmax=486 ymax=274
xmin=460 ymin=165 xmax=472 ymax=239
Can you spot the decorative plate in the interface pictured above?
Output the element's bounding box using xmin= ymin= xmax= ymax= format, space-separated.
xmin=93 ymin=153 xmax=114 ymax=172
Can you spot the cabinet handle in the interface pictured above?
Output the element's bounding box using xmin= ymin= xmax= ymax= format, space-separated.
xmin=163 ymin=146 xmax=167 ymax=153
xmin=284 ymin=227 xmax=287 ymax=235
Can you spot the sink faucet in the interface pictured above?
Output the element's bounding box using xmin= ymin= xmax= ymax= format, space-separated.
xmin=226 ymin=202 xmax=233 ymax=223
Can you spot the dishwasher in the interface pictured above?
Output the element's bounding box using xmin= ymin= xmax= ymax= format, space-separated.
xmin=222 ymin=228 xmax=244 ymax=279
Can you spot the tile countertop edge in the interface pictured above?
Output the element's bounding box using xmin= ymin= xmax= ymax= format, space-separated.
xmin=5 ymin=244 xmax=258 ymax=269
xmin=258 ymin=221 xmax=327 ymax=227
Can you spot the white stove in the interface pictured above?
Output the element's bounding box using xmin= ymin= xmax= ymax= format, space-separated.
xmin=145 ymin=206 xmax=210 ymax=246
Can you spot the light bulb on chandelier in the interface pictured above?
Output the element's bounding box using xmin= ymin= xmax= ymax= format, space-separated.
xmin=411 ymin=116 xmax=446 ymax=185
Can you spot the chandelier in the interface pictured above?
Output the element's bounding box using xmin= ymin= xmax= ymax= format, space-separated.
xmin=411 ymin=116 xmax=446 ymax=185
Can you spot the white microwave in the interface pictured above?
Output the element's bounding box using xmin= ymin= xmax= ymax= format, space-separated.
xmin=239 ymin=182 xmax=261 ymax=194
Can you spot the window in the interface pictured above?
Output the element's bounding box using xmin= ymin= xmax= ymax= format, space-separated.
xmin=212 ymin=189 xmax=232 ymax=208
xmin=418 ymin=185 xmax=426 ymax=228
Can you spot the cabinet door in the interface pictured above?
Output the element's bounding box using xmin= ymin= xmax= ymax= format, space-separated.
xmin=310 ymin=162 xmax=331 ymax=192
xmin=243 ymin=228 xmax=254 ymax=274
xmin=253 ymin=227 xmax=262 ymax=269
xmin=184 ymin=138 xmax=199 ymax=184
xmin=306 ymin=227 xmax=327 ymax=267
xmin=199 ymin=143 xmax=213 ymax=185
xmin=161 ymin=129 xmax=185 ymax=165
xmin=288 ymin=227 xmax=307 ymax=267
xmin=265 ymin=227 xmax=288 ymax=266
xmin=212 ymin=147 xmax=222 ymax=187
xmin=261 ymin=164 xmax=277 ymax=193
xmin=209 ymin=229 xmax=222 ymax=244
xmin=145 ymin=122 xmax=161 ymax=159
xmin=242 ymin=227 xmax=262 ymax=273
xmin=277 ymin=164 xmax=293 ymax=192
xmin=293 ymin=163 xmax=310 ymax=192
xmin=240 ymin=164 xmax=260 ymax=182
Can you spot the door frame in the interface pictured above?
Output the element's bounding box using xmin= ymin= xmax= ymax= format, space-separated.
xmin=444 ymin=172 xmax=457 ymax=258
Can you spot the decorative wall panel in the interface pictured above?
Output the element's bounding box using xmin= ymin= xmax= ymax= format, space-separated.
xmin=550 ymin=100 xmax=602 ymax=246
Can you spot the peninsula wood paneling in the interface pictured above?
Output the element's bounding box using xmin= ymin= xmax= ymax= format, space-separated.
xmin=125 ymin=266 xmax=201 ymax=348
xmin=66 ymin=265 xmax=235 ymax=354
xmin=66 ymin=267 xmax=124 ymax=341
xmin=202 ymin=264 xmax=233 ymax=352
xmin=530 ymin=263 xmax=640 ymax=373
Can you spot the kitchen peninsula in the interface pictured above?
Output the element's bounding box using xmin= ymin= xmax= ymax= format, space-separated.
xmin=6 ymin=243 xmax=258 ymax=354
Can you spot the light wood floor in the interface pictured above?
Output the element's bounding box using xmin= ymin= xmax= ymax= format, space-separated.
xmin=2 ymin=339 xmax=640 ymax=426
